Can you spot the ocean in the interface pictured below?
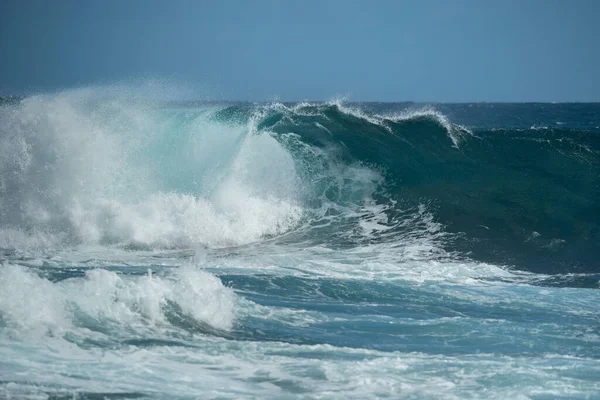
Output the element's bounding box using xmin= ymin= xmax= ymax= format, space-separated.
xmin=0 ymin=91 xmax=599 ymax=399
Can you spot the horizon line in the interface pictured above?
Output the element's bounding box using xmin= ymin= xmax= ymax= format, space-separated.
xmin=1 ymin=95 xmax=600 ymax=105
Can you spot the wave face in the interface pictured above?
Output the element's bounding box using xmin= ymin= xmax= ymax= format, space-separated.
xmin=255 ymin=102 xmax=600 ymax=275
xmin=1 ymin=91 xmax=599 ymax=399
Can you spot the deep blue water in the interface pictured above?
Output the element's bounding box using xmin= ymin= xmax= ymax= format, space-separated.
xmin=0 ymin=93 xmax=599 ymax=399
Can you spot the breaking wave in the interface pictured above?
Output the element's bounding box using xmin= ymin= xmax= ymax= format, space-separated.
xmin=0 ymin=91 xmax=599 ymax=275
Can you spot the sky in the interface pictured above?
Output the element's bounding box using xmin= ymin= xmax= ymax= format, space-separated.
xmin=0 ymin=0 xmax=599 ymax=102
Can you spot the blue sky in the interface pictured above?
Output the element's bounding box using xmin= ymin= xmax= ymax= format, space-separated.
xmin=1 ymin=0 xmax=599 ymax=101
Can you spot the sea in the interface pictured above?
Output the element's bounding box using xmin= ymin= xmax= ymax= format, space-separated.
xmin=0 ymin=90 xmax=599 ymax=399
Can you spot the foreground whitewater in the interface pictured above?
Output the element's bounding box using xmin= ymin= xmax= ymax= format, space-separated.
xmin=0 ymin=91 xmax=599 ymax=399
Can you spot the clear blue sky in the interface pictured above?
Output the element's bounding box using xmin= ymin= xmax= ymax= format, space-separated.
xmin=1 ymin=0 xmax=599 ymax=102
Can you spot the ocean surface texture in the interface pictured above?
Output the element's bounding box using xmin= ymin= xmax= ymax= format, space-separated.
xmin=1 ymin=92 xmax=599 ymax=399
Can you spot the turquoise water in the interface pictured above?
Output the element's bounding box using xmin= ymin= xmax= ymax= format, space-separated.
xmin=0 ymin=91 xmax=599 ymax=399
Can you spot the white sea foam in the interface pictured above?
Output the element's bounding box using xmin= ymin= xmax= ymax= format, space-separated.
xmin=2 ymin=337 xmax=599 ymax=399
xmin=0 ymin=263 xmax=237 ymax=335
xmin=0 ymin=263 xmax=69 ymax=336
xmin=0 ymin=91 xmax=304 ymax=250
